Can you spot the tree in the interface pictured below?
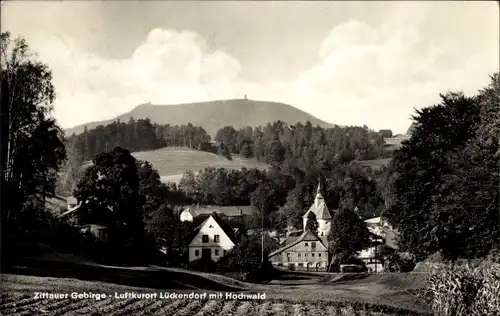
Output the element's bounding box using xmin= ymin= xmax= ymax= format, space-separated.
xmin=305 ymin=212 xmax=319 ymax=236
xmin=143 ymin=204 xmax=177 ymax=248
xmin=239 ymin=141 xmax=252 ymax=158
xmin=384 ymin=89 xmax=496 ymax=261
xmin=215 ymin=126 xmax=238 ymax=152
xmin=73 ymin=147 xmax=143 ymax=243
xmin=57 ymin=136 xmax=84 ymax=195
xmin=327 ymin=208 xmax=370 ymax=264
xmin=217 ymin=142 xmax=232 ymax=160
xmin=219 ymin=234 xmax=279 ymax=272
xmin=250 ymin=182 xmax=278 ymax=229
xmin=264 ymin=140 xmax=284 ymax=165
xmin=1 ymin=32 xmax=66 ymax=229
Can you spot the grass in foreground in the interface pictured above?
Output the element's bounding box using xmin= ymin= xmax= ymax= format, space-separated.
xmin=1 ymin=274 xmax=431 ymax=315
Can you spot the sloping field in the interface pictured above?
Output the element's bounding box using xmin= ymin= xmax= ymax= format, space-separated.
xmin=132 ymin=148 xmax=270 ymax=183
xmin=357 ymin=158 xmax=392 ymax=170
xmin=384 ymin=134 xmax=410 ymax=151
xmin=80 ymin=147 xmax=271 ymax=185
xmin=1 ymin=274 xmax=431 ymax=316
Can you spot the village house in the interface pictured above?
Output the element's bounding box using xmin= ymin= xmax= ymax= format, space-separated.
xmin=269 ymin=181 xmax=401 ymax=273
xmin=356 ymin=216 xmax=398 ymax=272
xmin=269 ymin=230 xmax=329 ymax=271
xmin=53 ymin=196 xmax=110 ymax=243
xmin=180 ymin=205 xmax=258 ymax=229
xmin=187 ymin=213 xmax=240 ymax=262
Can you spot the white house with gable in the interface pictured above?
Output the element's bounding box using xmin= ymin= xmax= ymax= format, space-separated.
xmin=188 ymin=213 xmax=238 ymax=262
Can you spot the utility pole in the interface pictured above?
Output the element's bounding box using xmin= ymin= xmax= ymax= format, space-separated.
xmin=261 ymin=207 xmax=264 ymax=265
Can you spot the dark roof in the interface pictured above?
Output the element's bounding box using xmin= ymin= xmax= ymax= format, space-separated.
xmin=270 ymin=230 xmax=326 ymax=258
xmin=188 ymin=205 xmax=258 ymax=217
xmin=281 ymin=231 xmax=303 ymax=245
xmin=192 ymin=213 xmax=237 ymax=244
xmin=45 ymin=195 xmax=68 ymax=215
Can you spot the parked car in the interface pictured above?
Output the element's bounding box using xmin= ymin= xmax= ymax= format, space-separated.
xmin=339 ymin=263 xmax=368 ymax=273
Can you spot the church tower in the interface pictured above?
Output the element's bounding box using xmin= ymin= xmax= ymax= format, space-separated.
xmin=303 ymin=181 xmax=333 ymax=241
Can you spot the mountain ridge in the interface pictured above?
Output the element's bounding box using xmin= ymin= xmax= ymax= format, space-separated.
xmin=64 ymin=99 xmax=336 ymax=137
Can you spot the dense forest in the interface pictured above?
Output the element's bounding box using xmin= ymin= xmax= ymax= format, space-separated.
xmin=67 ymin=118 xmax=213 ymax=161
xmin=67 ymin=117 xmax=391 ymax=171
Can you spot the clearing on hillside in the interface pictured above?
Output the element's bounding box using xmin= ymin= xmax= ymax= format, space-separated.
xmin=81 ymin=147 xmax=271 ymax=185
xmin=131 ymin=148 xmax=270 ymax=182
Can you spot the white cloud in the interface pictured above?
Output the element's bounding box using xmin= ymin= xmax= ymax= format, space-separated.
xmin=289 ymin=2 xmax=498 ymax=131
xmin=22 ymin=2 xmax=497 ymax=134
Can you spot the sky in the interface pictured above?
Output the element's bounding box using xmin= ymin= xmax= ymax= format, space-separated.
xmin=1 ymin=1 xmax=498 ymax=134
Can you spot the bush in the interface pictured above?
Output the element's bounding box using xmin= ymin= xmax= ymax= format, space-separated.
xmin=186 ymin=258 xmax=219 ymax=272
xmin=428 ymin=249 xmax=500 ymax=316
xmin=384 ymin=252 xmax=416 ymax=272
xmin=245 ymin=262 xmax=278 ymax=282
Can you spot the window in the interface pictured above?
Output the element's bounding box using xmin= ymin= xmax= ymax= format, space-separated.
xmin=215 ymin=249 xmax=220 ymax=256
xmin=202 ymin=235 xmax=209 ymax=243
xmin=321 ymin=232 xmax=324 ymax=236
xmin=214 ymin=235 xmax=220 ymax=242
xmin=223 ymin=250 xmax=227 ymax=256
xmin=305 ymin=242 xmax=308 ymax=246
xmin=305 ymin=253 xmax=308 ymax=257
xmin=311 ymin=242 xmax=316 ymax=249
xmin=287 ymin=252 xmax=290 ymax=256
xmin=318 ymin=253 xmax=322 ymax=257
xmin=195 ymin=250 xmax=199 ymax=256
xmin=298 ymin=253 xmax=301 ymax=257
xmin=312 ymin=253 xmax=315 ymax=257
xmin=298 ymin=263 xmax=303 ymax=267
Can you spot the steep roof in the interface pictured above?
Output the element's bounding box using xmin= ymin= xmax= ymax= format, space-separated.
xmin=303 ymin=182 xmax=332 ymax=219
xmin=364 ymin=217 xmax=382 ymax=225
xmin=45 ymin=195 xmax=68 ymax=215
xmin=269 ymin=230 xmax=326 ymax=258
xmin=280 ymin=231 xmax=302 ymax=245
xmin=191 ymin=213 xmax=237 ymax=244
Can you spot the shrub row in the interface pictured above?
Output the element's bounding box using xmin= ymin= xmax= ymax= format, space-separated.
xmin=428 ymin=250 xmax=500 ymax=316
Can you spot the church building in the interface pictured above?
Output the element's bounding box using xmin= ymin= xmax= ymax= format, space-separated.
xmin=268 ymin=182 xmax=335 ymax=271
xmin=302 ymin=182 xmax=333 ymax=244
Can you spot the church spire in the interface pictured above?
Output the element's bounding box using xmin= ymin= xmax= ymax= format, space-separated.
xmin=315 ymin=178 xmax=323 ymax=206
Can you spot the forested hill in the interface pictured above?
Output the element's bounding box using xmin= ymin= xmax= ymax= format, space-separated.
xmin=64 ymin=99 xmax=335 ymax=137
xmin=65 ymin=118 xmax=391 ymax=168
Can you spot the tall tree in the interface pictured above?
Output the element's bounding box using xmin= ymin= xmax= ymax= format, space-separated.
xmin=74 ymin=147 xmax=143 ymax=243
xmin=305 ymin=212 xmax=319 ymax=236
xmin=384 ymin=89 xmax=496 ymax=261
xmin=1 ymin=32 xmax=66 ymax=228
xmin=328 ymin=208 xmax=370 ymax=263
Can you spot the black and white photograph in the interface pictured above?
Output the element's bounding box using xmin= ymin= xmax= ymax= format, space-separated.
xmin=1 ymin=1 xmax=499 ymax=315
